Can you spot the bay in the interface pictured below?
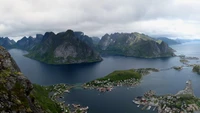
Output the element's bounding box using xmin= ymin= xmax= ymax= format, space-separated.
xmin=8 ymin=42 xmax=200 ymax=113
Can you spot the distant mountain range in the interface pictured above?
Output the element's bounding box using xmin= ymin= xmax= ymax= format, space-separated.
xmin=156 ymin=37 xmax=181 ymax=45
xmin=155 ymin=37 xmax=200 ymax=45
xmin=0 ymin=30 xmax=177 ymax=64
xmin=0 ymin=37 xmax=16 ymax=49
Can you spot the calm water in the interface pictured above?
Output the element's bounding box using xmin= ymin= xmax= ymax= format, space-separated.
xmin=9 ymin=42 xmax=200 ymax=113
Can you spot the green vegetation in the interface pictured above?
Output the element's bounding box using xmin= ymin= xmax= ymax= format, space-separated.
xmin=193 ymin=65 xmax=200 ymax=74
xmin=173 ymin=66 xmax=183 ymax=71
xmin=86 ymin=69 xmax=142 ymax=87
xmin=98 ymin=69 xmax=142 ymax=82
xmin=162 ymin=94 xmax=200 ymax=110
xmin=98 ymin=32 xmax=175 ymax=58
xmin=180 ymin=59 xmax=189 ymax=63
xmin=25 ymin=30 xmax=102 ymax=64
xmin=156 ymin=40 xmax=162 ymax=44
xmin=0 ymin=69 xmax=13 ymax=77
xmin=31 ymin=84 xmax=62 ymax=113
xmin=85 ymin=68 xmax=159 ymax=89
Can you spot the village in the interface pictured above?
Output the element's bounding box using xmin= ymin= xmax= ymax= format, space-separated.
xmin=83 ymin=78 xmax=139 ymax=92
xmin=47 ymin=83 xmax=89 ymax=113
xmin=83 ymin=68 xmax=159 ymax=92
xmin=133 ymin=80 xmax=200 ymax=113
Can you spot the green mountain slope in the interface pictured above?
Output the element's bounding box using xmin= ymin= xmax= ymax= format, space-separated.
xmin=98 ymin=32 xmax=175 ymax=58
xmin=0 ymin=46 xmax=62 ymax=113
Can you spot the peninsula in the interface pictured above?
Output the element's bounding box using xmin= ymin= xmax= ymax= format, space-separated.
xmin=84 ymin=68 xmax=159 ymax=92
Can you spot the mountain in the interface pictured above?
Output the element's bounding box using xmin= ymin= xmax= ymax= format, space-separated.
xmin=25 ymin=30 xmax=102 ymax=64
xmin=91 ymin=37 xmax=100 ymax=45
xmin=98 ymin=32 xmax=175 ymax=58
xmin=157 ymin=37 xmax=180 ymax=45
xmin=15 ymin=34 xmax=43 ymax=50
xmin=0 ymin=46 xmax=62 ymax=112
xmin=175 ymin=38 xmax=200 ymax=43
xmin=0 ymin=37 xmax=16 ymax=49
xmin=0 ymin=46 xmax=43 ymax=112
xmin=74 ymin=31 xmax=94 ymax=47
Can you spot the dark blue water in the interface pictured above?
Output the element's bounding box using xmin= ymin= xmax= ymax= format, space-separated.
xmin=8 ymin=42 xmax=200 ymax=113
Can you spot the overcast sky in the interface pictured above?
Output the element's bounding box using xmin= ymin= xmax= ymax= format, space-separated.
xmin=1 ymin=0 xmax=200 ymax=40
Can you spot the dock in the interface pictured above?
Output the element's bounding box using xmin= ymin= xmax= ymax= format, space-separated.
xmin=153 ymin=106 xmax=157 ymax=111
xmin=147 ymin=106 xmax=151 ymax=110
xmin=142 ymin=105 xmax=148 ymax=110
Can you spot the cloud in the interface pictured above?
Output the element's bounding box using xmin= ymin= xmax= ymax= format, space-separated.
xmin=0 ymin=0 xmax=200 ymax=40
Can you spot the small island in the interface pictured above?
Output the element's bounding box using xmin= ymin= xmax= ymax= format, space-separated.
xmin=83 ymin=68 xmax=159 ymax=92
xmin=133 ymin=80 xmax=200 ymax=113
xmin=173 ymin=66 xmax=183 ymax=71
xmin=193 ymin=65 xmax=200 ymax=74
xmin=178 ymin=55 xmax=199 ymax=65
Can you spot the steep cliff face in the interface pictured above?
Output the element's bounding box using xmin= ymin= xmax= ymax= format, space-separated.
xmin=26 ymin=30 xmax=102 ymax=64
xmin=0 ymin=46 xmax=45 ymax=113
xmin=98 ymin=32 xmax=175 ymax=58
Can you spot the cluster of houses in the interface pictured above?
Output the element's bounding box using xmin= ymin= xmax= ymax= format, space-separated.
xmin=133 ymin=87 xmax=200 ymax=113
xmin=48 ymin=84 xmax=90 ymax=113
xmin=84 ymin=78 xmax=138 ymax=92
xmin=68 ymin=104 xmax=89 ymax=113
xmin=49 ymin=84 xmax=70 ymax=101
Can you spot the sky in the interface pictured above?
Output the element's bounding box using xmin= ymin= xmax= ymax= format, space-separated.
xmin=0 ymin=0 xmax=200 ymax=41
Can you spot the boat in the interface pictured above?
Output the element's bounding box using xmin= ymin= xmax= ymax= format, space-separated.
xmin=153 ymin=106 xmax=157 ymax=111
xmin=137 ymin=105 xmax=140 ymax=107
xmin=64 ymin=90 xmax=70 ymax=93
xmin=147 ymin=106 xmax=151 ymax=110
xmin=80 ymin=106 xmax=89 ymax=111
xmin=132 ymin=100 xmax=140 ymax=104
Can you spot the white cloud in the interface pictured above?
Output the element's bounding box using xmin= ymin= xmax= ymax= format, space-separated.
xmin=0 ymin=0 xmax=200 ymax=40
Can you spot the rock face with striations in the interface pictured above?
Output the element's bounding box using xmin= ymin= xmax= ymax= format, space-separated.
xmin=98 ymin=32 xmax=175 ymax=58
xmin=0 ymin=46 xmax=44 ymax=113
xmin=26 ymin=30 xmax=102 ymax=64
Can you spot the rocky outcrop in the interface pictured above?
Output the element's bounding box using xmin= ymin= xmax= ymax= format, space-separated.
xmin=26 ymin=30 xmax=102 ymax=64
xmin=98 ymin=32 xmax=175 ymax=58
xmin=176 ymin=80 xmax=194 ymax=96
xmin=0 ymin=46 xmax=46 ymax=112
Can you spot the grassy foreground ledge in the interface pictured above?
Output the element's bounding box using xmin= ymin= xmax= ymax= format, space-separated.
xmin=31 ymin=84 xmax=62 ymax=113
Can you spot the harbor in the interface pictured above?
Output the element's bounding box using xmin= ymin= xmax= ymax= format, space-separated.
xmin=132 ymin=80 xmax=200 ymax=113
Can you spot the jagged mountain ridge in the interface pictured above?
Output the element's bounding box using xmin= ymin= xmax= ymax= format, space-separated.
xmin=0 ymin=30 xmax=175 ymax=61
xmin=15 ymin=34 xmax=43 ymax=50
xmin=25 ymin=30 xmax=102 ymax=64
xmin=0 ymin=37 xmax=16 ymax=49
xmin=98 ymin=32 xmax=175 ymax=58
